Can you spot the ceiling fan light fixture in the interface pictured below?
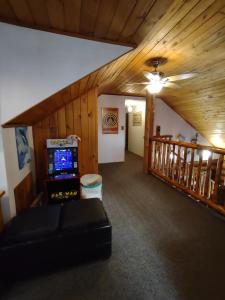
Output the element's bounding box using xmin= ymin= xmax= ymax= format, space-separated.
xmin=147 ymin=76 xmax=164 ymax=94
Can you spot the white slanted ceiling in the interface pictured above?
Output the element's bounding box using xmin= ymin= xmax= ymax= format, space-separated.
xmin=0 ymin=22 xmax=131 ymax=124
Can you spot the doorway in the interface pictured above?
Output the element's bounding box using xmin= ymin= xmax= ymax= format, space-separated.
xmin=125 ymin=99 xmax=146 ymax=158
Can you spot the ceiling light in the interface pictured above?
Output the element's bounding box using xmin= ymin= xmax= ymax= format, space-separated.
xmin=147 ymin=80 xmax=163 ymax=94
xmin=127 ymin=106 xmax=132 ymax=113
xmin=211 ymin=135 xmax=225 ymax=148
xmin=146 ymin=73 xmax=164 ymax=94
xmin=202 ymin=150 xmax=211 ymax=161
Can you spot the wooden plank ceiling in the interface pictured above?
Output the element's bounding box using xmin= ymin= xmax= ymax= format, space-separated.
xmin=0 ymin=0 xmax=159 ymax=47
xmin=1 ymin=0 xmax=225 ymax=148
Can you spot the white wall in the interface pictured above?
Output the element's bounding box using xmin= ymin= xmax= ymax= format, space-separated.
xmin=98 ymin=95 xmax=126 ymax=163
xmin=2 ymin=127 xmax=35 ymax=219
xmin=0 ymin=22 xmax=131 ymax=220
xmin=0 ymin=127 xmax=7 ymax=190
xmin=0 ymin=22 xmax=131 ymax=124
xmin=0 ymin=127 xmax=10 ymax=222
xmin=127 ymin=99 xmax=146 ymax=157
xmin=0 ymin=90 xmax=10 ymax=222
xmin=154 ymin=98 xmax=209 ymax=145
xmin=98 ymin=95 xmax=146 ymax=163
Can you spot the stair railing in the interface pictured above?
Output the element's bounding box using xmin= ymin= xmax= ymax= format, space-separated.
xmin=150 ymin=137 xmax=225 ymax=216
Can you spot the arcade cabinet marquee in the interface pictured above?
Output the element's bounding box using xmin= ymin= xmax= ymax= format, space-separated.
xmin=45 ymin=137 xmax=80 ymax=203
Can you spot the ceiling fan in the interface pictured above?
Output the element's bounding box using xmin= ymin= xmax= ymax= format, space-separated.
xmin=126 ymin=57 xmax=198 ymax=94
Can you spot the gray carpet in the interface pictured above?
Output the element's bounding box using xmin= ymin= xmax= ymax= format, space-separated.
xmin=2 ymin=151 xmax=225 ymax=300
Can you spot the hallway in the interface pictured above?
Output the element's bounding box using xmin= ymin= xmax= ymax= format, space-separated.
xmin=3 ymin=152 xmax=225 ymax=300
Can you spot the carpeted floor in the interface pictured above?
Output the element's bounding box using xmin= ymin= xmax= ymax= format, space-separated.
xmin=2 ymin=151 xmax=225 ymax=300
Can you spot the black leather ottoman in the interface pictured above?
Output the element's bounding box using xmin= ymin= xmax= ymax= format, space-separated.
xmin=0 ymin=198 xmax=111 ymax=278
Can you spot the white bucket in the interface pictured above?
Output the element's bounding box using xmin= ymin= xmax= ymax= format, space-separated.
xmin=81 ymin=174 xmax=102 ymax=200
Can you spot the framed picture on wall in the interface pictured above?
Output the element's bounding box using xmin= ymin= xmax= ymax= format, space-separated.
xmin=133 ymin=112 xmax=142 ymax=126
xmin=102 ymin=107 xmax=119 ymax=134
xmin=15 ymin=127 xmax=31 ymax=170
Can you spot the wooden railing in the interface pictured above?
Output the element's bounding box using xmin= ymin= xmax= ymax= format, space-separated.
xmin=150 ymin=137 xmax=225 ymax=216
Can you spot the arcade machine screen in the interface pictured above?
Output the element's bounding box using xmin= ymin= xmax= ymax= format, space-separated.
xmin=47 ymin=147 xmax=78 ymax=177
xmin=54 ymin=148 xmax=73 ymax=172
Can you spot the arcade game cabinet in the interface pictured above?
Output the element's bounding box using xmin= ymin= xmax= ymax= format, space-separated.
xmin=45 ymin=137 xmax=80 ymax=203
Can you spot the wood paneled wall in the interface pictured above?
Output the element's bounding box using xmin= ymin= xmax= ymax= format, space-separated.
xmin=14 ymin=172 xmax=35 ymax=214
xmin=33 ymin=88 xmax=98 ymax=192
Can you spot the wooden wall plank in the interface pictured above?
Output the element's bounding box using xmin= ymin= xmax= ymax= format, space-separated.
xmin=94 ymin=0 xmax=118 ymax=38
xmin=49 ymin=111 xmax=58 ymax=137
xmin=46 ymin=0 xmax=64 ymax=30
xmin=73 ymin=98 xmax=81 ymax=135
xmin=80 ymin=0 xmax=100 ymax=35
xmin=118 ymin=0 xmax=155 ymax=42
xmin=63 ymin=0 xmax=81 ymax=32
xmin=134 ymin=0 xmax=173 ymax=43
xmin=106 ymin=0 xmax=136 ymax=41
xmin=27 ymin=0 xmax=50 ymax=27
xmin=8 ymin=0 xmax=34 ymax=24
xmin=0 ymin=0 xmax=16 ymax=19
xmin=87 ymin=88 xmax=98 ymax=173
xmin=80 ymin=93 xmax=89 ymax=175
xmin=14 ymin=172 xmax=35 ymax=214
xmin=33 ymin=88 xmax=98 ymax=192
xmin=79 ymin=75 xmax=89 ymax=95
xmin=57 ymin=106 xmax=66 ymax=137
xmin=73 ymin=97 xmax=82 ymax=174
xmin=65 ymin=102 xmax=74 ymax=135
xmin=71 ymin=82 xmax=80 ymax=99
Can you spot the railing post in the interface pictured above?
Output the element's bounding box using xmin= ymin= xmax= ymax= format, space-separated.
xmin=161 ymin=141 xmax=166 ymax=174
xmin=157 ymin=141 xmax=162 ymax=170
xmin=175 ymin=145 xmax=181 ymax=180
xmin=187 ymin=148 xmax=195 ymax=189
xmin=181 ymin=147 xmax=187 ymax=184
xmin=195 ymin=150 xmax=203 ymax=194
xmin=212 ymin=154 xmax=224 ymax=203
xmin=144 ymin=92 xmax=154 ymax=173
xmin=165 ymin=143 xmax=170 ymax=176
xmin=204 ymin=152 xmax=212 ymax=198
xmin=170 ymin=144 xmax=175 ymax=179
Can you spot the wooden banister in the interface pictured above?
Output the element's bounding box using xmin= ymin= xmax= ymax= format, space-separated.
xmin=150 ymin=138 xmax=225 ymax=217
xmin=151 ymin=137 xmax=225 ymax=155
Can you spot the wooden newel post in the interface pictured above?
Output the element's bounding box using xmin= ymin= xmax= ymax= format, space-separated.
xmin=144 ymin=92 xmax=154 ymax=173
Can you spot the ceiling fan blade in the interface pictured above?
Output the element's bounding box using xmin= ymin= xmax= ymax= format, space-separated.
xmin=165 ymin=73 xmax=198 ymax=81
xmin=164 ymin=82 xmax=180 ymax=89
xmin=125 ymin=82 xmax=149 ymax=85
xmin=143 ymin=71 xmax=155 ymax=80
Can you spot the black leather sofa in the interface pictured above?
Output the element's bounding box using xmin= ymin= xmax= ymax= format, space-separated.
xmin=0 ymin=198 xmax=111 ymax=278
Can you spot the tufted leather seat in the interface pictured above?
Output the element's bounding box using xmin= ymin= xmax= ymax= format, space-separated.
xmin=61 ymin=198 xmax=108 ymax=231
xmin=0 ymin=205 xmax=61 ymax=245
xmin=0 ymin=198 xmax=111 ymax=278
